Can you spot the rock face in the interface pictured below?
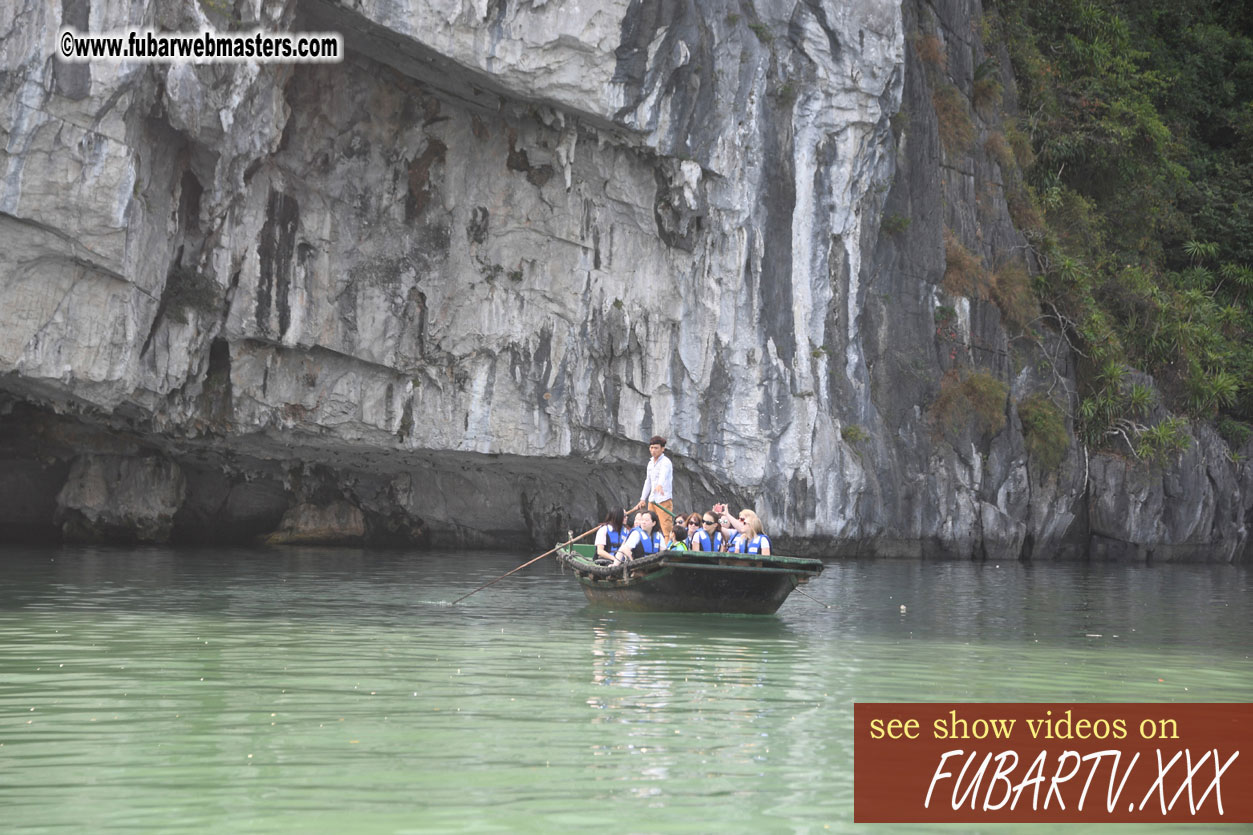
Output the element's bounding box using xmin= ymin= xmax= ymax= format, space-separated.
xmin=0 ymin=0 xmax=1249 ymax=559
xmin=56 ymin=455 xmax=186 ymax=543
xmin=1087 ymin=426 xmax=1253 ymax=563
xmin=265 ymin=501 xmax=366 ymax=546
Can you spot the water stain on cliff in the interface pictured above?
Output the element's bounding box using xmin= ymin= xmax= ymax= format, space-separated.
xmin=256 ymin=189 xmax=300 ymax=339
xmin=54 ymin=0 xmax=90 ymax=99
xmin=406 ymin=138 xmax=447 ymax=221
xmin=758 ymin=86 xmax=797 ymax=365
xmin=789 ymin=0 xmax=843 ymax=63
xmin=178 ymin=169 xmax=203 ymax=235
xmin=611 ymin=0 xmax=717 ymax=156
xmin=201 ymin=337 xmax=234 ymax=429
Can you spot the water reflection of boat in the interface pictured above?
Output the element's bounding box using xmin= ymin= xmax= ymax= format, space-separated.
xmin=555 ymin=543 xmax=824 ymax=614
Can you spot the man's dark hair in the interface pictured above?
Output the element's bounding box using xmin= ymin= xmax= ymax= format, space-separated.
xmin=649 ymin=435 xmax=667 ymax=447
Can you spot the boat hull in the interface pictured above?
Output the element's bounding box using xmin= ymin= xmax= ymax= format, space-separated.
xmin=557 ymin=544 xmax=823 ymax=614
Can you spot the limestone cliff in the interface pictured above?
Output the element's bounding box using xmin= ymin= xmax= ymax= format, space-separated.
xmin=1 ymin=0 xmax=1249 ymax=559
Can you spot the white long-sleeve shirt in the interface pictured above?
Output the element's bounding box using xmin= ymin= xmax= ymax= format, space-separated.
xmin=640 ymin=453 xmax=673 ymax=504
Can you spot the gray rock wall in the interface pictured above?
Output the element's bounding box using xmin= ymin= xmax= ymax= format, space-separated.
xmin=0 ymin=0 xmax=1248 ymax=560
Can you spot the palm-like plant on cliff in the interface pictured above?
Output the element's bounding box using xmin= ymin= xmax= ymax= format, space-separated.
xmin=989 ymin=0 xmax=1253 ymax=452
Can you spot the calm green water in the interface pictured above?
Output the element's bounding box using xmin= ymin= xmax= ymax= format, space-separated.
xmin=1 ymin=547 xmax=1249 ymax=833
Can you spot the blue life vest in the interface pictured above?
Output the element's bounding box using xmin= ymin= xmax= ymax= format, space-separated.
xmin=745 ymin=533 xmax=771 ymax=555
xmin=692 ymin=529 xmax=723 ymax=552
xmin=601 ymin=524 xmax=626 ymax=552
xmin=630 ymin=528 xmax=664 ymax=557
xmin=727 ymin=532 xmax=747 ymax=554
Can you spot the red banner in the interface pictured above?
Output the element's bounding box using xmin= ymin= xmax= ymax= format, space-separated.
xmin=854 ymin=703 xmax=1252 ymax=823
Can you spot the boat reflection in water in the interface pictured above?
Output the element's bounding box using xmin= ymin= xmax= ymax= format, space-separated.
xmin=582 ymin=614 xmax=818 ymax=796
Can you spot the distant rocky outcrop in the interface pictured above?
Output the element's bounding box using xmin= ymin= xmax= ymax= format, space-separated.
xmin=0 ymin=0 xmax=1248 ymax=559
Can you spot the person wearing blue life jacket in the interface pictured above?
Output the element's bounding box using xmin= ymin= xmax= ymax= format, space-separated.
xmin=712 ymin=502 xmax=741 ymax=552
xmin=594 ymin=508 xmax=629 ymax=561
xmin=683 ymin=513 xmax=702 ymax=543
xmin=690 ymin=511 xmax=725 ymax=553
xmin=614 ymin=510 xmax=665 ymax=563
xmin=721 ymin=508 xmax=772 ymax=555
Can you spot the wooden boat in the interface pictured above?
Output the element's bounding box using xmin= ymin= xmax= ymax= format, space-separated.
xmin=554 ymin=543 xmax=824 ymax=614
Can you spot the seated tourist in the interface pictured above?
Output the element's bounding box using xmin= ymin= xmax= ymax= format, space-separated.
xmin=724 ymin=508 xmax=771 ymax=555
xmin=690 ymin=511 xmax=724 ymax=552
xmin=594 ymin=508 xmax=629 ymax=562
xmin=684 ymin=513 xmax=702 ymax=541
xmin=614 ymin=510 xmax=665 ymax=563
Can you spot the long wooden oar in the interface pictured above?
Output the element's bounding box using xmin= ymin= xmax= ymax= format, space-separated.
xmin=792 ymin=585 xmax=834 ymax=608
xmin=452 ymin=524 xmax=601 ymax=604
xmin=633 ymin=499 xmax=676 ymax=519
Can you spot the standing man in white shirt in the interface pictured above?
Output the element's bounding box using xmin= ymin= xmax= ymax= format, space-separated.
xmin=632 ymin=435 xmax=674 ymax=540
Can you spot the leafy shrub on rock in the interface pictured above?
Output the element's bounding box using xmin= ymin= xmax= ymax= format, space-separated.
xmin=1018 ymin=393 xmax=1069 ymax=472
xmin=932 ymin=369 xmax=1009 ymax=439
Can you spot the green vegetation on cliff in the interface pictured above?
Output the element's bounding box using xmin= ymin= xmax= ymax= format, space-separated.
xmin=990 ymin=0 xmax=1253 ymax=445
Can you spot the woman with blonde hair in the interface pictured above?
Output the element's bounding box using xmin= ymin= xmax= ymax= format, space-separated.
xmin=721 ymin=508 xmax=772 ymax=556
